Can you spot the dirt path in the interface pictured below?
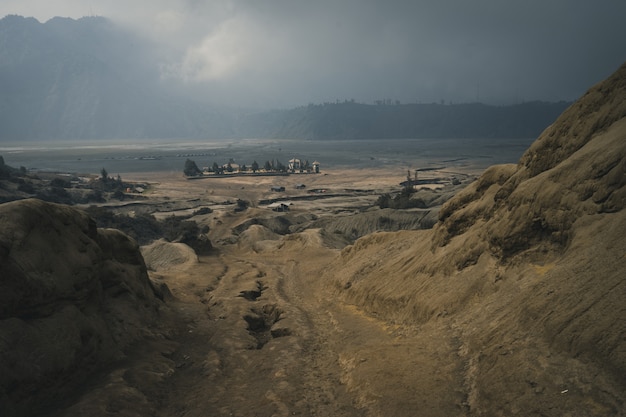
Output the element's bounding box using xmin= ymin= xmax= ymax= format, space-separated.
xmin=148 ymin=236 xmax=468 ymax=417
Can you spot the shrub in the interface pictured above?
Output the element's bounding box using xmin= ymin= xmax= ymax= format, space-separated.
xmin=193 ymin=207 xmax=213 ymax=215
xmin=235 ymin=199 xmax=249 ymax=212
xmin=50 ymin=178 xmax=71 ymax=188
xmin=376 ymin=191 xmax=427 ymax=209
xmin=17 ymin=182 xmax=35 ymax=194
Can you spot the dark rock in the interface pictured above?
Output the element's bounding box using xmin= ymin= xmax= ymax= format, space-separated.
xmin=0 ymin=199 xmax=165 ymax=416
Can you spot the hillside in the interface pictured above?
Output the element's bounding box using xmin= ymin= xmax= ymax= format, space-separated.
xmin=0 ymin=15 xmax=233 ymax=140
xmin=254 ymin=100 xmax=571 ymax=140
xmin=325 ymin=63 xmax=626 ymax=414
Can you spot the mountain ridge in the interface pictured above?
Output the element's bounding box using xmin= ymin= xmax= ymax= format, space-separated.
xmin=1 ymin=15 xmax=571 ymax=141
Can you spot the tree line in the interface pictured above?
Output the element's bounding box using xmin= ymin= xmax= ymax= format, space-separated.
xmin=184 ymin=158 xmax=313 ymax=177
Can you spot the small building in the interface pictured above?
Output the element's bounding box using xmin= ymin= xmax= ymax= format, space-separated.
xmin=267 ymin=202 xmax=291 ymax=212
xmin=288 ymin=158 xmax=302 ymax=172
xmin=222 ymin=163 xmax=239 ymax=172
xmin=312 ymin=161 xmax=320 ymax=173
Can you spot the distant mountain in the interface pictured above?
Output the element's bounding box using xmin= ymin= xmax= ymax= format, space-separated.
xmin=250 ymin=100 xmax=571 ymax=140
xmin=0 ymin=15 xmax=570 ymax=141
xmin=0 ymin=15 xmax=233 ymax=140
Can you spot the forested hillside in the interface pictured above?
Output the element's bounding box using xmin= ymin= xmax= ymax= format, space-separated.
xmin=250 ymin=100 xmax=570 ymax=139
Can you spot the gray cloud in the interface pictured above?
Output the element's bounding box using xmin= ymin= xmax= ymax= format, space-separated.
xmin=2 ymin=0 xmax=625 ymax=107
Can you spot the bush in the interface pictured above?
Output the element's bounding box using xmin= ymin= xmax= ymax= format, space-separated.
xmin=17 ymin=182 xmax=35 ymax=194
xmin=234 ymin=199 xmax=249 ymax=212
xmin=85 ymin=207 xmax=210 ymax=248
xmin=376 ymin=190 xmax=427 ymax=209
xmin=36 ymin=187 xmax=72 ymax=204
xmin=112 ymin=189 xmax=125 ymax=200
xmin=85 ymin=207 xmax=162 ymax=245
xmin=50 ymin=178 xmax=71 ymax=188
xmin=161 ymin=216 xmax=199 ymax=243
xmin=193 ymin=207 xmax=213 ymax=215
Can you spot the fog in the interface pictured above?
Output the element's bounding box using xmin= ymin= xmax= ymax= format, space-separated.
xmin=1 ymin=0 xmax=625 ymax=108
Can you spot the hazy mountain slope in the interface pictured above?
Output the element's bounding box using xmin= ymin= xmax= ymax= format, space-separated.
xmin=325 ymin=63 xmax=626 ymax=415
xmin=0 ymin=15 xmax=233 ymax=140
xmin=263 ymin=100 xmax=571 ymax=140
xmin=0 ymin=199 xmax=168 ymax=416
xmin=1 ymin=15 xmax=570 ymax=141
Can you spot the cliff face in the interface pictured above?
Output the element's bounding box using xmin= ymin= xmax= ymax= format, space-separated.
xmin=0 ymin=199 xmax=165 ymax=416
xmin=328 ymin=63 xmax=626 ymax=415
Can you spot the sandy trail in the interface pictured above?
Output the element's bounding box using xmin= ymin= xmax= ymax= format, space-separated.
xmin=149 ymin=246 xmax=358 ymax=416
xmin=144 ymin=232 xmax=467 ymax=416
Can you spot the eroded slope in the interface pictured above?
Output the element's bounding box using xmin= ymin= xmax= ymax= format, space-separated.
xmin=326 ymin=63 xmax=626 ymax=415
xmin=0 ymin=199 xmax=169 ymax=416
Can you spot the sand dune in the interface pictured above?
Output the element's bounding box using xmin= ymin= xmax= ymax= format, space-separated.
xmin=141 ymin=239 xmax=199 ymax=271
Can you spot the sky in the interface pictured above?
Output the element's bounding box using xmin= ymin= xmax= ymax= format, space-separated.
xmin=1 ymin=0 xmax=626 ymax=108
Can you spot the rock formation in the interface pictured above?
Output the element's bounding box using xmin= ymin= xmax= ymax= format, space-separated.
xmin=0 ymin=199 xmax=166 ymax=416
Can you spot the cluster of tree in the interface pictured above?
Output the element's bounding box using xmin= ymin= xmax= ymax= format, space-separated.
xmin=85 ymin=205 xmax=210 ymax=246
xmin=90 ymin=168 xmax=128 ymax=199
xmin=184 ymin=157 xmax=309 ymax=176
xmin=22 ymin=168 xmax=133 ymax=205
xmin=376 ymin=186 xmax=428 ymax=210
xmin=0 ymin=158 xmax=146 ymax=205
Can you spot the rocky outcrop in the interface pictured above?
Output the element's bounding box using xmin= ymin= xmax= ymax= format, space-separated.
xmin=434 ymin=62 xmax=626 ymax=264
xmin=0 ymin=199 xmax=166 ymax=416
